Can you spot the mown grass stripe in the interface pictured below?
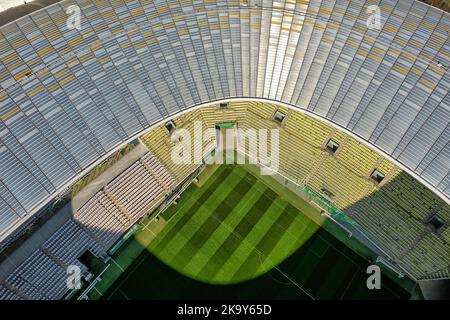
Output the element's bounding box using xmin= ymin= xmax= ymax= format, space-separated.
xmin=230 ymin=203 xmax=298 ymax=281
xmin=279 ymin=246 xmax=322 ymax=285
xmin=304 ymin=247 xmax=341 ymax=295
xmin=256 ymin=205 xmax=315 ymax=273
xmin=316 ymin=254 xmax=358 ymax=299
xmin=155 ymin=205 xmax=213 ymax=262
xmin=184 ymin=180 xmax=268 ymax=277
xmin=169 ymin=172 xmax=256 ymax=269
xmin=213 ymin=197 xmax=287 ymax=283
xmin=149 ymin=166 xmax=232 ymax=252
xmin=153 ymin=168 xmax=246 ymax=262
xmin=196 ymin=188 xmax=271 ymax=280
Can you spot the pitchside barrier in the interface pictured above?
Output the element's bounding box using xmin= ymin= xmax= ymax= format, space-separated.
xmin=157 ymin=163 xmax=206 ymax=216
xmin=77 ymin=264 xmax=111 ymax=300
xmin=108 ymin=224 xmax=140 ymax=256
xmin=302 ymin=187 xmax=407 ymax=278
xmin=303 ymin=186 xmax=356 ymax=226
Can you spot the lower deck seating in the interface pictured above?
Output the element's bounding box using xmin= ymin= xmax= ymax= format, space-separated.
xmin=0 ymin=285 xmax=21 ymax=300
xmin=106 ymin=161 xmax=165 ymax=220
xmin=43 ymin=220 xmax=104 ymax=267
xmin=75 ymin=191 xmax=130 ymax=248
xmin=400 ymin=233 xmax=450 ymax=279
xmin=141 ymin=152 xmax=177 ymax=190
xmin=74 ymin=151 xmax=177 ymax=248
xmin=0 ymin=150 xmax=179 ymax=300
xmin=5 ymin=250 xmax=67 ymax=300
xmin=141 ymin=120 xmax=212 ymax=182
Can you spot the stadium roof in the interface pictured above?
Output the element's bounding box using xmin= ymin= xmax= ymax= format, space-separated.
xmin=0 ymin=0 xmax=449 ymax=242
xmin=0 ymin=1 xmax=34 ymax=13
xmin=0 ymin=0 xmax=60 ymax=27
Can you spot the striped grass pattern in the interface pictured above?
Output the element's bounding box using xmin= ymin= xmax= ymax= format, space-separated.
xmin=104 ymin=165 xmax=410 ymax=299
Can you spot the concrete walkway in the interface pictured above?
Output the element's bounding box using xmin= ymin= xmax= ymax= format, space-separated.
xmin=71 ymin=142 xmax=148 ymax=212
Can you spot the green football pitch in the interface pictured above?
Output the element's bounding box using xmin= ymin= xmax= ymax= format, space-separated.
xmin=100 ymin=165 xmax=410 ymax=300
